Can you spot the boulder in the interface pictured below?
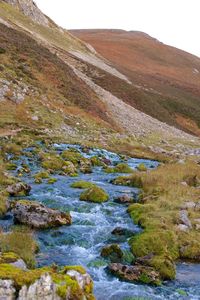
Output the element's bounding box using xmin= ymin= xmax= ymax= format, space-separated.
xmin=108 ymin=263 xmax=160 ymax=285
xmin=12 ymin=200 xmax=72 ymax=229
xmin=0 ymin=279 xmax=16 ymax=300
xmin=7 ymin=182 xmax=31 ymax=197
xmin=114 ymin=194 xmax=134 ymax=204
xmin=18 ymin=273 xmax=61 ymax=300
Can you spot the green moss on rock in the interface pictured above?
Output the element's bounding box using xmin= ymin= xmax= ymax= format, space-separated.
xmin=105 ymin=163 xmax=133 ymax=174
xmin=70 ymin=180 xmax=95 ymax=189
xmin=137 ymin=163 xmax=147 ymax=172
xmin=80 ymin=186 xmax=109 ymax=203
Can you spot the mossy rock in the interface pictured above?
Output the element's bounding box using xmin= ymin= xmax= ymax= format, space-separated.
xmin=150 ymin=255 xmax=176 ymax=280
xmin=101 ymin=244 xmax=123 ymax=262
xmin=105 ymin=163 xmax=133 ymax=174
xmin=34 ymin=171 xmax=50 ymax=183
xmin=80 ymin=186 xmax=109 ymax=203
xmin=6 ymin=163 xmax=18 ymax=171
xmin=0 ymin=264 xmax=94 ymax=299
xmin=61 ymin=150 xmax=82 ymax=164
xmin=70 ymin=180 xmax=95 ymax=189
xmin=90 ymin=156 xmax=104 ymax=167
xmin=0 ymin=252 xmax=20 ymax=264
xmin=47 ymin=178 xmax=57 ymax=184
xmin=112 ymin=174 xmax=143 ymax=188
xmin=137 ymin=163 xmax=147 ymax=172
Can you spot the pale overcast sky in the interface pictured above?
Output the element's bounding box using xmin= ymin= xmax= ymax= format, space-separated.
xmin=35 ymin=0 xmax=200 ymax=57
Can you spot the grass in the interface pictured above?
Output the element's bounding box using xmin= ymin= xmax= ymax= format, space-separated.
xmin=0 ymin=226 xmax=38 ymax=268
xmin=113 ymin=160 xmax=200 ymax=279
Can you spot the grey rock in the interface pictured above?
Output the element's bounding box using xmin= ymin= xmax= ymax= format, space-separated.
xmin=10 ymin=259 xmax=27 ymax=271
xmin=3 ymin=0 xmax=49 ymax=26
xmin=67 ymin=270 xmax=92 ymax=291
xmin=179 ymin=210 xmax=192 ymax=228
xmin=0 ymin=279 xmax=16 ymax=300
xmin=176 ymin=224 xmax=190 ymax=232
xmin=12 ymin=200 xmax=72 ymax=229
xmin=18 ymin=273 xmax=61 ymax=300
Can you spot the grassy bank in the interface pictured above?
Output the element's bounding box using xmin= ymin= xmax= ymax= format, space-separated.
xmin=113 ymin=160 xmax=200 ymax=279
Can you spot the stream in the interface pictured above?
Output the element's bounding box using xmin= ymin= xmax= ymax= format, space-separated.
xmin=2 ymin=143 xmax=200 ymax=300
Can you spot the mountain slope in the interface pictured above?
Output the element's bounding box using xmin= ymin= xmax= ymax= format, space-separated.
xmin=0 ymin=0 xmax=199 ymax=155
xmin=71 ymin=29 xmax=200 ymax=136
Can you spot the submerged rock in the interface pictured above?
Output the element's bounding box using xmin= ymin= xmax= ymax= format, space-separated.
xmin=101 ymin=244 xmax=123 ymax=262
xmin=108 ymin=263 xmax=160 ymax=285
xmin=111 ymin=227 xmax=134 ymax=237
xmin=12 ymin=200 xmax=72 ymax=229
xmin=7 ymin=182 xmax=31 ymax=197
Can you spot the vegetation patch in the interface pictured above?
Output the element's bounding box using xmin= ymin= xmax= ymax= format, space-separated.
xmin=104 ymin=163 xmax=133 ymax=174
xmin=71 ymin=180 xmax=95 ymax=189
xmin=80 ymin=186 xmax=109 ymax=203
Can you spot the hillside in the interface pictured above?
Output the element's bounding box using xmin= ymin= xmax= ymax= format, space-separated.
xmin=0 ymin=0 xmax=199 ymax=156
xmin=71 ymin=29 xmax=200 ymax=136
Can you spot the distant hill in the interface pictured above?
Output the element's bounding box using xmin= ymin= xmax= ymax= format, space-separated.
xmin=71 ymin=29 xmax=200 ymax=136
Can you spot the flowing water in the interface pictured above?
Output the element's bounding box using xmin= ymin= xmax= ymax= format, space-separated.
xmin=2 ymin=143 xmax=200 ymax=300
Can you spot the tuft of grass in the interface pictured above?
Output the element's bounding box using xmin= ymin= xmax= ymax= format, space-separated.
xmin=0 ymin=226 xmax=38 ymax=268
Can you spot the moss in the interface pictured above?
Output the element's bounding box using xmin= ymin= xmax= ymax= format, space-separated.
xmin=101 ymin=244 xmax=123 ymax=262
xmin=112 ymin=174 xmax=143 ymax=188
xmin=47 ymin=178 xmax=57 ymax=184
xmin=6 ymin=163 xmax=18 ymax=170
xmin=150 ymin=255 xmax=176 ymax=280
xmin=0 ymin=252 xmax=19 ymax=264
xmin=137 ymin=163 xmax=147 ymax=172
xmin=90 ymin=156 xmax=104 ymax=166
xmin=130 ymin=230 xmax=179 ymax=261
xmin=0 ymin=264 xmax=50 ymax=289
xmin=0 ymin=193 xmax=8 ymax=216
xmin=62 ymin=150 xmax=82 ymax=164
xmin=34 ymin=171 xmax=50 ymax=183
xmin=70 ymin=180 xmax=95 ymax=189
xmin=80 ymin=186 xmax=109 ymax=203
xmin=105 ymin=163 xmax=133 ymax=174
xmin=41 ymin=156 xmax=64 ymax=171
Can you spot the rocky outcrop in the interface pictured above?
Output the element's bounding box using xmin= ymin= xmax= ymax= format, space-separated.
xmin=0 ymin=279 xmax=16 ymax=300
xmin=12 ymin=200 xmax=72 ymax=229
xmin=108 ymin=263 xmax=160 ymax=285
xmin=3 ymin=0 xmax=49 ymax=26
xmin=18 ymin=273 xmax=61 ymax=300
xmin=7 ymin=182 xmax=31 ymax=197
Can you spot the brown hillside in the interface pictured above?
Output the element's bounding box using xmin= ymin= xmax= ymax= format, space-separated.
xmin=71 ymin=29 xmax=200 ymax=135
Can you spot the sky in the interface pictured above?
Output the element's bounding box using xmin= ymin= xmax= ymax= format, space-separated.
xmin=35 ymin=0 xmax=200 ymax=57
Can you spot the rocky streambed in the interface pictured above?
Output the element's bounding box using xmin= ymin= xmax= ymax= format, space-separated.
xmin=1 ymin=143 xmax=200 ymax=299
